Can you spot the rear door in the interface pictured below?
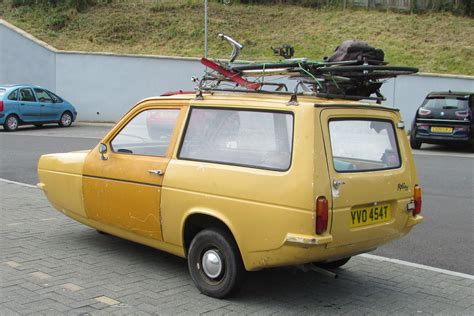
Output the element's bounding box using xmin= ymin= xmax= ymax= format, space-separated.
xmin=18 ymin=88 xmax=40 ymax=122
xmin=320 ymin=108 xmax=415 ymax=248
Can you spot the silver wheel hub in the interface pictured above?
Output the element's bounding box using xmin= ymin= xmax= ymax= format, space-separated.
xmin=7 ymin=117 xmax=17 ymax=129
xmin=201 ymin=249 xmax=223 ymax=279
xmin=62 ymin=114 xmax=71 ymax=126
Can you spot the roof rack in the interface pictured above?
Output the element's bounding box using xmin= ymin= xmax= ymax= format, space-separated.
xmin=195 ymin=34 xmax=418 ymax=105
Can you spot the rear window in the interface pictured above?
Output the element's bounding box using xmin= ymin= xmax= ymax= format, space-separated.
xmin=423 ymin=97 xmax=468 ymax=110
xmin=179 ymin=108 xmax=293 ymax=171
xmin=0 ymin=88 xmax=5 ymax=97
xmin=329 ymin=119 xmax=400 ymax=172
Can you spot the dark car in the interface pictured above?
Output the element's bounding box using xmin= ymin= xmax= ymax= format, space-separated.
xmin=410 ymin=91 xmax=474 ymax=150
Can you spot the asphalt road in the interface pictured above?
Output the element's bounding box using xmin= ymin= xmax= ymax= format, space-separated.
xmin=0 ymin=123 xmax=473 ymax=275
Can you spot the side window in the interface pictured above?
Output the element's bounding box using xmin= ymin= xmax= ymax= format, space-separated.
xmin=111 ymin=109 xmax=180 ymax=157
xmin=46 ymin=91 xmax=63 ymax=103
xmin=19 ymin=88 xmax=36 ymax=102
xmin=179 ymin=108 xmax=294 ymax=171
xmin=34 ymin=88 xmax=53 ymax=103
xmin=8 ymin=89 xmax=18 ymax=101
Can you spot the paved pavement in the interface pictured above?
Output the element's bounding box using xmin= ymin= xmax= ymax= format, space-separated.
xmin=1 ymin=181 xmax=473 ymax=315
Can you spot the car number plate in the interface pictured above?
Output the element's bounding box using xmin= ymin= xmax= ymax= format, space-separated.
xmin=350 ymin=204 xmax=391 ymax=228
xmin=431 ymin=126 xmax=453 ymax=133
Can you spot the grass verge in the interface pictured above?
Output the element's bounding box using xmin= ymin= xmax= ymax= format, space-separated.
xmin=1 ymin=0 xmax=473 ymax=75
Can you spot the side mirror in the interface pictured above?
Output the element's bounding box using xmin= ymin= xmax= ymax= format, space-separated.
xmin=99 ymin=143 xmax=108 ymax=160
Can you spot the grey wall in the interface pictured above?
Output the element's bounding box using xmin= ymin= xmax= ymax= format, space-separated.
xmin=55 ymin=53 xmax=201 ymax=121
xmin=0 ymin=21 xmax=56 ymax=91
xmin=382 ymin=75 xmax=474 ymax=126
xmin=1 ymin=19 xmax=473 ymax=123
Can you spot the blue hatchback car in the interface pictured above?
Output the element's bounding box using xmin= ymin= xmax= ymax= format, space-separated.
xmin=0 ymin=84 xmax=77 ymax=131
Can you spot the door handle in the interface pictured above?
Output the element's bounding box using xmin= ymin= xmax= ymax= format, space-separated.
xmin=332 ymin=179 xmax=345 ymax=190
xmin=41 ymin=104 xmax=45 ymax=107
xmin=148 ymin=169 xmax=164 ymax=176
xmin=20 ymin=103 xmax=25 ymax=106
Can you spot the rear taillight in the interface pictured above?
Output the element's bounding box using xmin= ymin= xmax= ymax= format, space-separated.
xmin=413 ymin=185 xmax=422 ymax=216
xmin=316 ymin=196 xmax=328 ymax=234
xmin=418 ymin=108 xmax=431 ymax=116
xmin=455 ymin=110 xmax=470 ymax=118
xmin=454 ymin=126 xmax=468 ymax=132
xmin=416 ymin=123 xmax=429 ymax=130
xmin=0 ymin=100 xmax=3 ymax=112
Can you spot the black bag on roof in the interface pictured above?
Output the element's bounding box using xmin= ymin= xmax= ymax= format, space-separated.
xmin=326 ymin=40 xmax=384 ymax=63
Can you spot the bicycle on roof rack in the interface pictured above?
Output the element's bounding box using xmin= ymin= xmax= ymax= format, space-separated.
xmin=195 ymin=34 xmax=418 ymax=104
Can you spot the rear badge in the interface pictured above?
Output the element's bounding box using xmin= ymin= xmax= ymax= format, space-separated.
xmin=440 ymin=111 xmax=445 ymax=116
xmin=397 ymin=182 xmax=409 ymax=191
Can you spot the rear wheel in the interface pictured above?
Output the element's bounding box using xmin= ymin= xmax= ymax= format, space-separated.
xmin=59 ymin=112 xmax=73 ymax=127
xmin=410 ymin=133 xmax=422 ymax=149
xmin=188 ymin=228 xmax=245 ymax=298
xmin=315 ymin=257 xmax=351 ymax=269
xmin=3 ymin=115 xmax=19 ymax=132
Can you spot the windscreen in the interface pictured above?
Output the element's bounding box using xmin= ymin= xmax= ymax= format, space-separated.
xmin=329 ymin=119 xmax=400 ymax=172
xmin=422 ymin=97 xmax=468 ymax=110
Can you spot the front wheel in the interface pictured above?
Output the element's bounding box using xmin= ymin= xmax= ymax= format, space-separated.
xmin=188 ymin=228 xmax=245 ymax=298
xmin=59 ymin=112 xmax=73 ymax=127
xmin=3 ymin=115 xmax=19 ymax=131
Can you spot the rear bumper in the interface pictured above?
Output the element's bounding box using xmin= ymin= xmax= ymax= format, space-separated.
xmin=244 ymin=215 xmax=423 ymax=271
xmin=415 ymin=134 xmax=471 ymax=144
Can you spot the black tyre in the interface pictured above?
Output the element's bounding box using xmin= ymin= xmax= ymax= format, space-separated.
xmin=3 ymin=114 xmax=19 ymax=132
xmin=188 ymin=228 xmax=245 ymax=298
xmin=59 ymin=111 xmax=73 ymax=127
xmin=410 ymin=132 xmax=422 ymax=150
xmin=315 ymin=257 xmax=351 ymax=269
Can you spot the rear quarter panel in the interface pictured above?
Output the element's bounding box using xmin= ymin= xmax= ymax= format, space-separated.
xmin=160 ymin=101 xmax=324 ymax=270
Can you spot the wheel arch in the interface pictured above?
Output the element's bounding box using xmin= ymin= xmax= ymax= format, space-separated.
xmin=181 ymin=211 xmax=248 ymax=269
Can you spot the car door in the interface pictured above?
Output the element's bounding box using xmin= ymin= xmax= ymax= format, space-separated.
xmin=18 ymin=87 xmax=40 ymax=122
xmin=319 ymin=108 xmax=415 ymax=248
xmin=83 ymin=104 xmax=186 ymax=240
xmin=33 ymin=88 xmax=56 ymax=121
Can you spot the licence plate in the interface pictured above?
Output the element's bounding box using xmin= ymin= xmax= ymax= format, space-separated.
xmin=431 ymin=126 xmax=453 ymax=133
xmin=350 ymin=204 xmax=391 ymax=228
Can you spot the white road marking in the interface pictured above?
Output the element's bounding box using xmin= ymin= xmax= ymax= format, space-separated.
xmin=412 ymin=150 xmax=473 ymax=159
xmin=1 ymin=178 xmax=473 ymax=280
xmin=0 ymin=178 xmax=38 ymax=189
xmin=1 ymin=133 xmax=101 ymax=140
xmin=360 ymin=254 xmax=474 ymax=280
